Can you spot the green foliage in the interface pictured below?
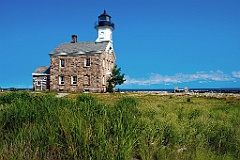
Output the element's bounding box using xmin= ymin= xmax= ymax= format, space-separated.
xmin=107 ymin=65 xmax=125 ymax=92
xmin=0 ymin=92 xmax=239 ymax=159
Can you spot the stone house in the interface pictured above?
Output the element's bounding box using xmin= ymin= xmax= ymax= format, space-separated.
xmin=32 ymin=10 xmax=116 ymax=92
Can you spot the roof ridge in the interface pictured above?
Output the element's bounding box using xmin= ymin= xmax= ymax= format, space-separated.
xmin=76 ymin=41 xmax=109 ymax=43
xmin=50 ymin=41 xmax=110 ymax=55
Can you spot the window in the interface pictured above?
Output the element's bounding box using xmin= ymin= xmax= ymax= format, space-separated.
xmin=71 ymin=75 xmax=77 ymax=85
xmin=85 ymin=58 xmax=90 ymax=67
xmin=99 ymin=31 xmax=104 ymax=39
xmin=102 ymin=76 xmax=105 ymax=85
xmin=102 ymin=59 xmax=105 ymax=68
xmin=59 ymin=76 xmax=64 ymax=85
xmin=60 ymin=59 xmax=65 ymax=67
xmin=37 ymin=81 xmax=41 ymax=86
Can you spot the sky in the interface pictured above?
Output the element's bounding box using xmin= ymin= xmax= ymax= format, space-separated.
xmin=0 ymin=0 xmax=239 ymax=89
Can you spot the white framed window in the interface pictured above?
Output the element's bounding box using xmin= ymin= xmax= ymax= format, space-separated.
xmin=102 ymin=59 xmax=105 ymax=68
xmin=37 ymin=81 xmax=41 ymax=86
xmin=59 ymin=76 xmax=64 ymax=85
xmin=60 ymin=58 xmax=65 ymax=67
xmin=71 ymin=75 xmax=77 ymax=85
xmin=100 ymin=31 xmax=104 ymax=39
xmin=85 ymin=57 xmax=90 ymax=67
xmin=102 ymin=76 xmax=105 ymax=85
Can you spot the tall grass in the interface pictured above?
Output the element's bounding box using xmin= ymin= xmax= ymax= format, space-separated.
xmin=0 ymin=91 xmax=239 ymax=159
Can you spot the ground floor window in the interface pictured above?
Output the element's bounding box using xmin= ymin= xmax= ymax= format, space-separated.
xmin=71 ymin=75 xmax=77 ymax=85
xmin=102 ymin=76 xmax=105 ymax=85
xmin=37 ymin=81 xmax=41 ymax=86
xmin=59 ymin=76 xmax=64 ymax=85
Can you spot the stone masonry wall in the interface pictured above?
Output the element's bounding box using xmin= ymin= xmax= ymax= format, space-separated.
xmin=50 ymin=51 xmax=115 ymax=92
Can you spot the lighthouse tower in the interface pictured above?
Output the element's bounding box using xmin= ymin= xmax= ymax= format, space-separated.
xmin=95 ymin=10 xmax=115 ymax=42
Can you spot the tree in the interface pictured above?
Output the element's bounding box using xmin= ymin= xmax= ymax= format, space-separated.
xmin=107 ymin=65 xmax=126 ymax=92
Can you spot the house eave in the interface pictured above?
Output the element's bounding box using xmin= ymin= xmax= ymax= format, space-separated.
xmin=32 ymin=73 xmax=50 ymax=76
xmin=49 ymin=50 xmax=103 ymax=56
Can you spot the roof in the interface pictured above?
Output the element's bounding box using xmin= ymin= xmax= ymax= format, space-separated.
xmin=32 ymin=66 xmax=50 ymax=75
xmin=49 ymin=41 xmax=109 ymax=56
xmin=98 ymin=10 xmax=111 ymax=18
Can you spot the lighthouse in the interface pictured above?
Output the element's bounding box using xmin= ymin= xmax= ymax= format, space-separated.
xmin=95 ymin=10 xmax=115 ymax=42
xmin=33 ymin=10 xmax=116 ymax=92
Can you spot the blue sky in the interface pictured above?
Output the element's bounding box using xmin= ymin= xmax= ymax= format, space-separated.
xmin=0 ymin=0 xmax=239 ymax=89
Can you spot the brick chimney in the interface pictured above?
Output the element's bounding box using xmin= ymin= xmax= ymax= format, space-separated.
xmin=71 ymin=35 xmax=77 ymax=43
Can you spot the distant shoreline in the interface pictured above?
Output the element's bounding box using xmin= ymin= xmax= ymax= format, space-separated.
xmin=120 ymin=88 xmax=240 ymax=94
xmin=1 ymin=87 xmax=240 ymax=94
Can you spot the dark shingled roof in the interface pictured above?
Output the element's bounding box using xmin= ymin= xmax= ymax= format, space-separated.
xmin=50 ymin=41 xmax=109 ymax=55
xmin=32 ymin=66 xmax=50 ymax=75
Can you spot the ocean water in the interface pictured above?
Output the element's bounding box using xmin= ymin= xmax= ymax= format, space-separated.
xmin=120 ymin=88 xmax=240 ymax=93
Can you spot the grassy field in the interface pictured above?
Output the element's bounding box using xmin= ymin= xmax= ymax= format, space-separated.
xmin=0 ymin=91 xmax=240 ymax=159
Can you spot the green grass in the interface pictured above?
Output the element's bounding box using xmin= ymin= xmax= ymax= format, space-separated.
xmin=0 ymin=91 xmax=240 ymax=159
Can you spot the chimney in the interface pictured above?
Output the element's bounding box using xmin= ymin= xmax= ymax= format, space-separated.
xmin=71 ymin=35 xmax=77 ymax=43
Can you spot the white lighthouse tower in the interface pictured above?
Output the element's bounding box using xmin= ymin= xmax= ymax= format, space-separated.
xmin=95 ymin=10 xmax=115 ymax=42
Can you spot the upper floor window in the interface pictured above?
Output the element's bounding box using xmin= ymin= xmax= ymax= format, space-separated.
xmin=102 ymin=59 xmax=105 ymax=68
xmin=85 ymin=57 xmax=90 ymax=67
xmin=59 ymin=76 xmax=64 ymax=85
xmin=71 ymin=75 xmax=77 ymax=85
xmin=60 ymin=58 xmax=65 ymax=67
